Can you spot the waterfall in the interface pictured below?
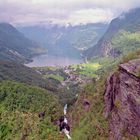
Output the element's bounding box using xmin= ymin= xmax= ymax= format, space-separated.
xmin=63 ymin=104 xmax=72 ymax=139
xmin=64 ymin=104 xmax=67 ymax=115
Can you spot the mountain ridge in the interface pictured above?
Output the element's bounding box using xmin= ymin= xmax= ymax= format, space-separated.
xmin=18 ymin=23 xmax=108 ymax=59
xmin=0 ymin=23 xmax=45 ymax=63
xmin=85 ymin=8 xmax=140 ymax=60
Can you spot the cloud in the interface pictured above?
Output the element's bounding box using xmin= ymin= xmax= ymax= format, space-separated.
xmin=0 ymin=0 xmax=140 ymax=26
xmin=60 ymin=9 xmax=113 ymax=25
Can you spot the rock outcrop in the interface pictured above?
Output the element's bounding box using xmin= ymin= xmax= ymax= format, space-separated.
xmin=104 ymin=59 xmax=140 ymax=140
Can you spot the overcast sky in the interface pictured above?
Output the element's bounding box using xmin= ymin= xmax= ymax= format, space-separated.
xmin=0 ymin=0 xmax=140 ymax=26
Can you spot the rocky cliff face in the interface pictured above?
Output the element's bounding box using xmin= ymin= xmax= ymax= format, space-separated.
xmin=104 ymin=59 xmax=140 ymax=140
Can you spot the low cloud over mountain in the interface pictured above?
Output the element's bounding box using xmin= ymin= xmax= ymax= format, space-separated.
xmin=0 ymin=0 xmax=140 ymax=26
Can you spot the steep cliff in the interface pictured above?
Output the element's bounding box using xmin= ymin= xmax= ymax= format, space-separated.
xmin=104 ymin=59 xmax=140 ymax=140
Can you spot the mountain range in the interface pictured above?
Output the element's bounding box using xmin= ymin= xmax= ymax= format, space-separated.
xmin=18 ymin=23 xmax=108 ymax=58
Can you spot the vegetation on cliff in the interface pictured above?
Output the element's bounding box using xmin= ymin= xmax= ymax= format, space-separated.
xmin=0 ymin=81 xmax=63 ymax=140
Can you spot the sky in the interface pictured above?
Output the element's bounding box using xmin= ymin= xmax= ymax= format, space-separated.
xmin=0 ymin=0 xmax=140 ymax=26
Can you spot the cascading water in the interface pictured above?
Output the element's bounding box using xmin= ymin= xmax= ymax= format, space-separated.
xmin=62 ymin=104 xmax=72 ymax=139
xmin=64 ymin=104 xmax=67 ymax=115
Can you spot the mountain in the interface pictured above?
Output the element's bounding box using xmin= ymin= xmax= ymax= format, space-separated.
xmin=85 ymin=8 xmax=140 ymax=60
xmin=0 ymin=23 xmax=45 ymax=63
xmin=18 ymin=23 xmax=108 ymax=58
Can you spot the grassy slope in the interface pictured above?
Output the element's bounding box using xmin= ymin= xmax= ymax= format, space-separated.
xmin=111 ymin=30 xmax=140 ymax=54
xmin=0 ymin=61 xmax=82 ymax=107
xmin=0 ymin=81 xmax=63 ymax=140
xmin=68 ymin=72 xmax=109 ymax=140
xmin=70 ymin=63 xmax=101 ymax=78
xmin=0 ymin=61 xmax=47 ymax=87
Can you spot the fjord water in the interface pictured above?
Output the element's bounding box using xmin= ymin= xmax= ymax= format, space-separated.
xmin=26 ymin=54 xmax=84 ymax=67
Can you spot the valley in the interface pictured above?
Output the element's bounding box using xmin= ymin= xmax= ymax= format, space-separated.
xmin=0 ymin=6 xmax=140 ymax=140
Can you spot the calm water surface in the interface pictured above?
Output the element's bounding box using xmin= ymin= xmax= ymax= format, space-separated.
xmin=26 ymin=54 xmax=84 ymax=67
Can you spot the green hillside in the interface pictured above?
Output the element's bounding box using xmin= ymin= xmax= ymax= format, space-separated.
xmin=0 ymin=81 xmax=63 ymax=140
xmin=0 ymin=61 xmax=80 ymax=105
xmin=0 ymin=61 xmax=48 ymax=88
xmin=111 ymin=30 xmax=140 ymax=55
